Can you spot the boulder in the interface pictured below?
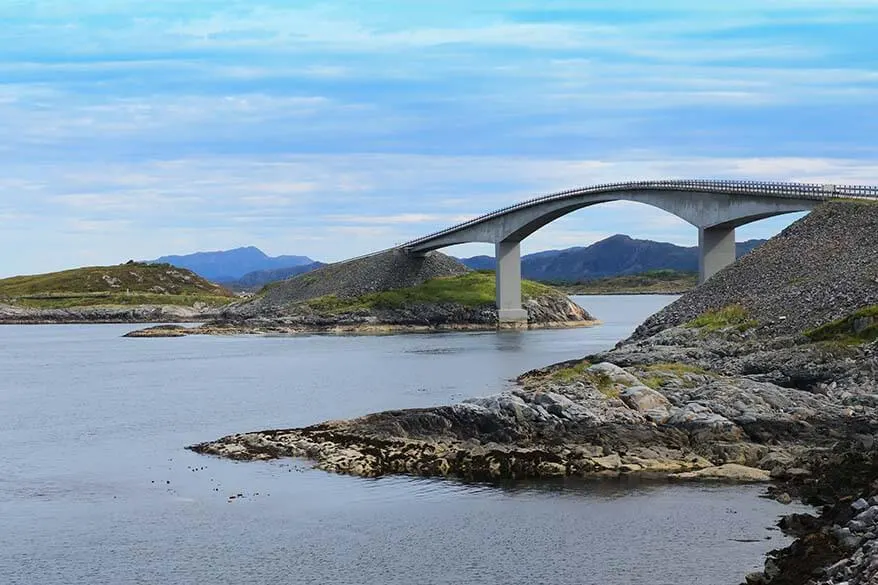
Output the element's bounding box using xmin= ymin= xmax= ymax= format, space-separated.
xmin=620 ymin=385 xmax=671 ymax=412
xmin=588 ymin=362 xmax=641 ymax=387
xmin=666 ymin=403 xmax=736 ymax=429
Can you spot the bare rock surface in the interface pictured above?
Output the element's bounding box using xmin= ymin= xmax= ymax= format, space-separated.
xmin=670 ymin=463 xmax=771 ymax=482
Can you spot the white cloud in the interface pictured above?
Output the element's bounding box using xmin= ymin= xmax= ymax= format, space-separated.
xmin=1 ymin=2 xmax=877 ymax=276
xmin=1 ymin=151 xmax=876 ymax=277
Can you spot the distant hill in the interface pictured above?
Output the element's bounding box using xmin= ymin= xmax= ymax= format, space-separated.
xmin=0 ymin=262 xmax=235 ymax=309
xmin=458 ymin=234 xmax=766 ymax=282
xmin=222 ymin=262 xmax=326 ymax=292
xmin=560 ymin=269 xmax=698 ymax=295
xmin=152 ymin=247 xmax=313 ymax=282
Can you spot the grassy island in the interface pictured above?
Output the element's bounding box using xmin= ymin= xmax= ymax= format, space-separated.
xmin=301 ymin=271 xmax=559 ymax=313
xmin=0 ymin=263 xmax=235 ymax=309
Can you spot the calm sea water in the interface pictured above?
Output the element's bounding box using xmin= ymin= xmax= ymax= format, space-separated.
xmin=0 ymin=296 xmax=803 ymax=585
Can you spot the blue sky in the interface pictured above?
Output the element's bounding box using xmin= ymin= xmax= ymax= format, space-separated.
xmin=2 ymin=1 xmax=878 ymax=277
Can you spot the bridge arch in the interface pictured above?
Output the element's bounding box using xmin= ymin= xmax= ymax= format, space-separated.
xmin=400 ymin=180 xmax=877 ymax=324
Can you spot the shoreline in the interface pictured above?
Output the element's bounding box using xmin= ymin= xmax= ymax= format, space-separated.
xmin=124 ymin=318 xmax=602 ymax=337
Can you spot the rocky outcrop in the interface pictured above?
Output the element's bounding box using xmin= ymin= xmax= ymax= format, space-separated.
xmin=189 ymin=359 xmax=873 ymax=482
xmin=739 ymin=445 xmax=878 ymax=585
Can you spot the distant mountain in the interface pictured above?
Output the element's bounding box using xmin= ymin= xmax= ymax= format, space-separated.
xmin=458 ymin=235 xmax=767 ymax=282
xmin=151 ymin=247 xmax=314 ymax=282
xmin=221 ymin=262 xmax=326 ymax=292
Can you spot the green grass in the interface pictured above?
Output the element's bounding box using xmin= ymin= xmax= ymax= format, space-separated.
xmin=642 ymin=375 xmax=665 ymax=390
xmin=550 ymin=361 xmax=590 ymax=383
xmin=0 ymin=262 xmax=235 ymax=309
xmin=549 ymin=362 xmax=619 ymax=397
xmin=589 ymin=371 xmax=620 ymax=398
xmin=805 ymin=306 xmax=878 ymax=345
xmin=686 ymin=304 xmax=758 ymax=332
xmin=303 ymin=272 xmax=561 ymax=313
xmin=643 ymin=362 xmax=708 ymax=376
xmin=640 ymin=362 xmax=710 ymax=389
xmin=831 ymin=197 xmax=878 ymax=206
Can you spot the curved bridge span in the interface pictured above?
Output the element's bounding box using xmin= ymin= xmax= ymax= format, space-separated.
xmin=399 ymin=179 xmax=878 ymax=323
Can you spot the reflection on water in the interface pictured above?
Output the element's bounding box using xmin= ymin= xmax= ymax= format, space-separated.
xmin=0 ymin=296 xmax=805 ymax=585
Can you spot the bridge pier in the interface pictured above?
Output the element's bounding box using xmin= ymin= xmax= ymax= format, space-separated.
xmin=495 ymin=240 xmax=528 ymax=325
xmin=699 ymin=225 xmax=736 ymax=284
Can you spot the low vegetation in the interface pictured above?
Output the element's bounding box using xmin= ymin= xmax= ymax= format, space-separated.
xmin=302 ymin=271 xmax=561 ymax=313
xmin=640 ymin=362 xmax=710 ymax=389
xmin=643 ymin=362 xmax=708 ymax=376
xmin=805 ymin=305 xmax=878 ymax=345
xmin=559 ymin=270 xmax=697 ymax=295
xmin=686 ymin=304 xmax=758 ymax=332
xmin=547 ymin=361 xmax=619 ymax=397
xmin=0 ymin=263 xmax=235 ymax=309
xmin=550 ymin=361 xmax=590 ymax=383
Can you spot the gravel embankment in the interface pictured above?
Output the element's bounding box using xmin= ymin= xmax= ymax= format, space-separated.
xmin=634 ymin=201 xmax=878 ymax=339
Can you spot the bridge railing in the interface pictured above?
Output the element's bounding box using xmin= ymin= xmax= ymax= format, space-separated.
xmin=401 ymin=179 xmax=878 ymax=250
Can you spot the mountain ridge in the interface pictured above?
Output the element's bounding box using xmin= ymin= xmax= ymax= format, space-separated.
xmin=458 ymin=234 xmax=767 ymax=282
xmin=151 ymin=246 xmax=313 ymax=282
xmin=152 ymin=235 xmax=768 ymax=289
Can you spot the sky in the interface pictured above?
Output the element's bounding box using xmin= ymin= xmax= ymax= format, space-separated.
xmin=2 ymin=1 xmax=878 ymax=277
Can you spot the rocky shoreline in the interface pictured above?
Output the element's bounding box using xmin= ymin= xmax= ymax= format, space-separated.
xmin=188 ymin=318 xmax=878 ymax=584
xmin=125 ymin=293 xmax=596 ymax=337
xmin=189 ymin=349 xmax=873 ymax=481
xmin=186 ymin=202 xmax=878 ymax=584
xmin=0 ymin=302 xmax=219 ymax=324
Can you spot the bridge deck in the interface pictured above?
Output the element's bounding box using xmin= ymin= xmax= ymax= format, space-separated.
xmin=402 ymin=179 xmax=878 ymax=251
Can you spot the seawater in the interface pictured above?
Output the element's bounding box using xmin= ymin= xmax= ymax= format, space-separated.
xmin=0 ymin=296 xmax=805 ymax=585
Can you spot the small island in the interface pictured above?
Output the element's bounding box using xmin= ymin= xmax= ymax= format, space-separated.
xmin=126 ymin=250 xmax=597 ymax=337
xmin=0 ymin=262 xmax=235 ymax=324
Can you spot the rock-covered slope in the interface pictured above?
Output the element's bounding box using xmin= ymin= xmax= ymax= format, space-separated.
xmin=235 ymin=249 xmax=470 ymax=314
xmin=220 ymin=262 xmax=325 ymax=292
xmin=634 ymin=201 xmax=878 ymax=339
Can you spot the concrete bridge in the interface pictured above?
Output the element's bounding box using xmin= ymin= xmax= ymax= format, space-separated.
xmin=400 ymin=179 xmax=878 ymax=324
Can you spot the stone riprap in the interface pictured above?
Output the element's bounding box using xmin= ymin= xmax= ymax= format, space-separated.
xmin=634 ymin=201 xmax=878 ymax=339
